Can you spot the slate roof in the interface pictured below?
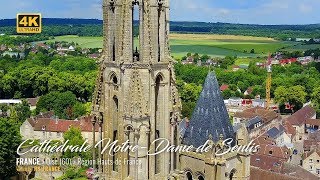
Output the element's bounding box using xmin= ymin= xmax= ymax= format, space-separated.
xmin=182 ymin=72 xmax=235 ymax=147
xmin=267 ymin=127 xmax=281 ymax=139
xmin=246 ymin=116 xmax=262 ymax=127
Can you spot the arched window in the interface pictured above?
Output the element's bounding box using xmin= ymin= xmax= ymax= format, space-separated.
xmin=186 ymin=171 xmax=193 ymax=180
xmin=132 ymin=0 xmax=140 ymax=61
xmin=229 ymin=169 xmax=237 ymax=180
xmin=198 ymin=175 xmax=204 ymax=180
xmin=112 ymin=76 xmax=118 ymax=84
xmin=155 ymin=74 xmax=163 ymax=174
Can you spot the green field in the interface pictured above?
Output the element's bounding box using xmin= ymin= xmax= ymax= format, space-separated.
xmin=45 ymin=34 xmax=296 ymax=58
xmin=234 ymin=58 xmax=265 ymax=66
xmin=283 ymin=44 xmax=320 ymax=52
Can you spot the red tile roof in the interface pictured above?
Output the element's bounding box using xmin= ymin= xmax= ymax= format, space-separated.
xmin=220 ymin=84 xmax=229 ymax=91
xmin=27 ymin=116 xmax=98 ymax=132
xmin=250 ymin=167 xmax=299 ymax=180
xmin=234 ymin=107 xmax=279 ymax=123
xmin=283 ymin=120 xmax=296 ymax=137
xmin=305 ymin=119 xmax=320 ymax=126
xmin=286 ymin=105 xmax=316 ymax=126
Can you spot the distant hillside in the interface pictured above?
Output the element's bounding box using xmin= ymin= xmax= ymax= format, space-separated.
xmin=1 ymin=18 xmax=320 ymax=40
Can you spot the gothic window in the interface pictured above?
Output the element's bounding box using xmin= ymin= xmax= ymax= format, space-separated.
xmin=132 ymin=0 xmax=140 ymax=60
xmin=113 ymin=130 xmax=118 ymax=172
xmin=157 ymin=0 xmax=163 ymax=62
xmin=155 ymin=130 xmax=160 ymax=174
xmin=229 ymin=169 xmax=237 ymax=180
xmin=186 ymin=171 xmax=193 ymax=180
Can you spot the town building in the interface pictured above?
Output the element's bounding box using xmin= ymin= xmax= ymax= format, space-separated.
xmin=302 ymin=150 xmax=320 ymax=177
xmin=285 ymin=105 xmax=316 ymax=141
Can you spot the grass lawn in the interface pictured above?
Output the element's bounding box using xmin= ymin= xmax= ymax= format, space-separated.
xmin=44 ymin=34 xmax=296 ymax=58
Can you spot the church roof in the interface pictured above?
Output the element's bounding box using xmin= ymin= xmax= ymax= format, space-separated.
xmin=182 ymin=72 xmax=235 ymax=147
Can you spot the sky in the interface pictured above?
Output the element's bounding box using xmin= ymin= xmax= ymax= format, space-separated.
xmin=0 ymin=0 xmax=319 ymax=25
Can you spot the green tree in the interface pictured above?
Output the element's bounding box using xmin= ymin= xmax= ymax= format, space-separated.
xmin=15 ymin=100 xmax=31 ymax=123
xmin=62 ymin=127 xmax=90 ymax=160
xmin=274 ymin=85 xmax=307 ymax=112
xmin=0 ymin=118 xmax=21 ymax=178
xmin=311 ymin=87 xmax=320 ymax=117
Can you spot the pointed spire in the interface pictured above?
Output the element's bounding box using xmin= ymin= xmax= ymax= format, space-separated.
xmin=182 ymin=71 xmax=235 ymax=147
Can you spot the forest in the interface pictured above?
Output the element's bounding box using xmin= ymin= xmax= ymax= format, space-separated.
xmin=1 ymin=18 xmax=320 ymax=40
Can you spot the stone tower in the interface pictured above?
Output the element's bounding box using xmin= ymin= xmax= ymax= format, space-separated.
xmin=92 ymin=0 xmax=182 ymax=179
xmin=180 ymin=72 xmax=250 ymax=180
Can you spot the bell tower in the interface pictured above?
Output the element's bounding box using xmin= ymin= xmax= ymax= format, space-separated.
xmin=92 ymin=0 xmax=182 ymax=179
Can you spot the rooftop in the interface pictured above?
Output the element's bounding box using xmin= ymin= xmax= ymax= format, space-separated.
xmin=182 ymin=72 xmax=234 ymax=147
xmin=286 ymin=105 xmax=316 ymax=126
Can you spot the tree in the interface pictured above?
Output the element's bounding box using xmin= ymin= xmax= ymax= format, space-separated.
xmin=0 ymin=118 xmax=21 ymax=178
xmin=62 ymin=127 xmax=90 ymax=160
xmin=36 ymin=91 xmax=77 ymax=119
xmin=250 ymin=49 xmax=255 ymax=53
xmin=14 ymin=100 xmax=31 ymax=123
xmin=274 ymin=86 xmax=307 ymax=112
xmin=311 ymin=87 xmax=320 ymax=117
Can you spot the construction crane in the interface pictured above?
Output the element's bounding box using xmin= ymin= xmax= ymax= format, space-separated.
xmin=266 ymin=54 xmax=272 ymax=110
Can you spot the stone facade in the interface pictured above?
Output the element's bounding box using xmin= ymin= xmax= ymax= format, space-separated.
xmin=92 ymin=0 xmax=250 ymax=179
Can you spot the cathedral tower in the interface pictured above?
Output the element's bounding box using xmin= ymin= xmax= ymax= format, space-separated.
xmin=92 ymin=0 xmax=182 ymax=179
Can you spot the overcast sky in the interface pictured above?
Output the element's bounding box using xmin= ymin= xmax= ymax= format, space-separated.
xmin=0 ymin=0 xmax=319 ymax=25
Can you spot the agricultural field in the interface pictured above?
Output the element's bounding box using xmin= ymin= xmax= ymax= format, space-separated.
xmin=283 ymin=44 xmax=320 ymax=52
xmin=45 ymin=34 xmax=296 ymax=58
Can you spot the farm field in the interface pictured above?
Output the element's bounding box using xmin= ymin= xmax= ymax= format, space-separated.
xmin=45 ymin=34 xmax=296 ymax=58
xmin=283 ymin=44 xmax=320 ymax=52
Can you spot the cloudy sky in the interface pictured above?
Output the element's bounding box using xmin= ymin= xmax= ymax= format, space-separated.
xmin=0 ymin=0 xmax=319 ymax=25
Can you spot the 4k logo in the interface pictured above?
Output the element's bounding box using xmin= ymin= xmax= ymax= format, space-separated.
xmin=16 ymin=13 xmax=42 ymax=33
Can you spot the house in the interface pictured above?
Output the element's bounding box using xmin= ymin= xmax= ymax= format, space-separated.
xmin=303 ymin=131 xmax=320 ymax=152
xmin=286 ymin=105 xmax=316 ymax=141
xmin=232 ymin=65 xmax=240 ymax=71
xmin=233 ymin=107 xmax=279 ymax=125
xmin=282 ymin=120 xmax=296 ymax=142
xmin=26 ymin=97 xmax=39 ymax=110
xmin=242 ymin=99 xmax=253 ymax=106
xmin=250 ymin=165 xmax=318 ymax=180
xmin=266 ymin=125 xmax=292 ymax=147
xmin=227 ymin=97 xmax=242 ymax=106
xmin=305 ymin=119 xmax=320 ymax=133
xmin=181 ymin=56 xmax=194 ymax=65
xmin=251 ymin=143 xmax=290 ymax=173
xmin=88 ymin=53 xmax=100 ymax=59
xmin=298 ymin=56 xmax=314 ymax=65
xmin=220 ymin=84 xmax=229 ymax=91
xmin=302 ymin=149 xmax=320 ymax=177
xmin=245 ymin=116 xmax=263 ymax=132
xmin=244 ymin=87 xmax=253 ymax=96
xmin=279 ymin=58 xmax=297 ymax=66
xmin=252 ymin=99 xmax=266 ymax=108
xmin=20 ymin=115 xmax=99 ymax=144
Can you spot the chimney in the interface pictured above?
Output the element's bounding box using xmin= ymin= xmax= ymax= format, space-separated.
xmin=55 ymin=116 xmax=58 ymax=124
